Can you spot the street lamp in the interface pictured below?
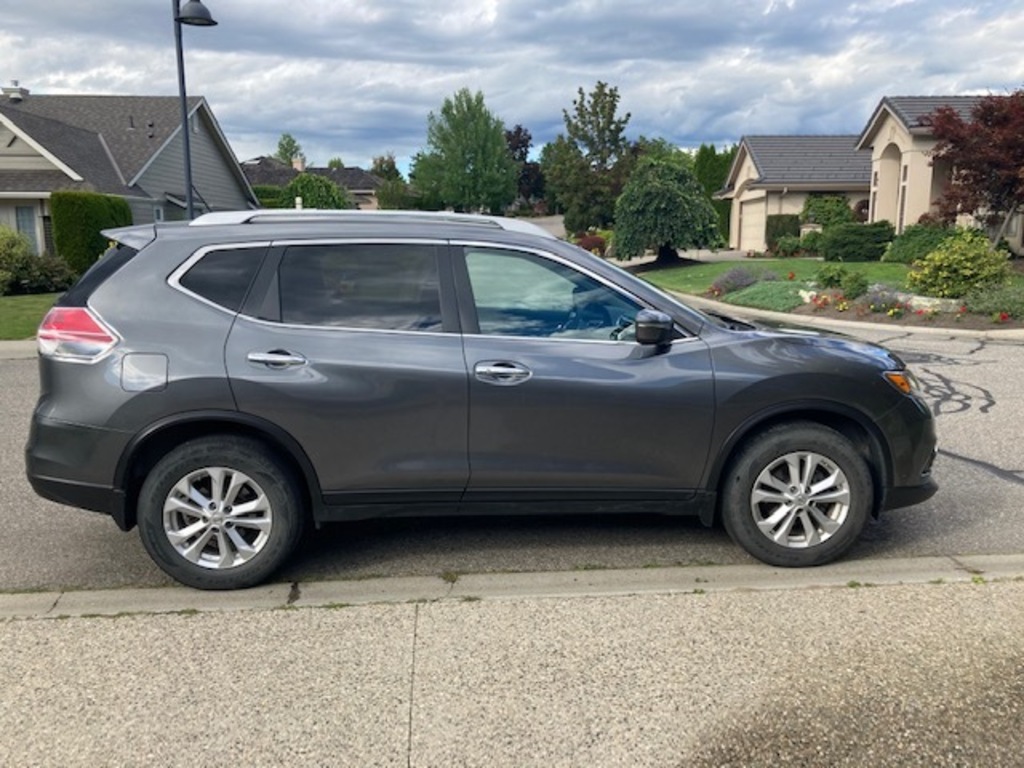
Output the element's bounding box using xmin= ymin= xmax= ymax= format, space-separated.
xmin=173 ymin=0 xmax=217 ymax=220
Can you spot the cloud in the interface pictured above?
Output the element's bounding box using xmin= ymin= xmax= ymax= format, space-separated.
xmin=2 ymin=0 xmax=1022 ymax=168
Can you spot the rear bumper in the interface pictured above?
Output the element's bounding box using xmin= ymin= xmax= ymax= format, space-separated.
xmin=27 ymin=474 xmax=131 ymax=530
xmin=25 ymin=414 xmax=133 ymax=530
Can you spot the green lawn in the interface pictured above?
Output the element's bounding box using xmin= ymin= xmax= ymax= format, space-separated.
xmin=640 ymin=259 xmax=912 ymax=296
xmin=0 ymin=293 xmax=58 ymax=340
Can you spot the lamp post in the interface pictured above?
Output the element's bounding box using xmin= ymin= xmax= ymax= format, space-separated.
xmin=173 ymin=0 xmax=217 ymax=220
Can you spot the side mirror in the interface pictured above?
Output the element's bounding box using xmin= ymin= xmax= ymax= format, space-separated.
xmin=634 ymin=309 xmax=674 ymax=346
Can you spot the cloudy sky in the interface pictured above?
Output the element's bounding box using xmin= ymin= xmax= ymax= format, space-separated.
xmin=3 ymin=1 xmax=1022 ymax=171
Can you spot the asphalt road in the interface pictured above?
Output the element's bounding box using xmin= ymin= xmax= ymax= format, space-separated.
xmin=2 ymin=325 xmax=1023 ymax=593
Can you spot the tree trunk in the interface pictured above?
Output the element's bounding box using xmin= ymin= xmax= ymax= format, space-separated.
xmin=655 ymin=243 xmax=679 ymax=264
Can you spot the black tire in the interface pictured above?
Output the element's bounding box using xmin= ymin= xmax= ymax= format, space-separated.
xmin=721 ymin=422 xmax=872 ymax=567
xmin=138 ymin=436 xmax=304 ymax=589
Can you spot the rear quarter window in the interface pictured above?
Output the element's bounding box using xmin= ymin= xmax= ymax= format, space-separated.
xmin=178 ymin=247 xmax=266 ymax=312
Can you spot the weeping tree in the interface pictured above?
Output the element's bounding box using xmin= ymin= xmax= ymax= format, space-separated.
xmin=614 ymin=157 xmax=722 ymax=264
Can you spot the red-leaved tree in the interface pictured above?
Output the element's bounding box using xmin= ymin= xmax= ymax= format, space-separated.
xmin=924 ymin=90 xmax=1024 ymax=248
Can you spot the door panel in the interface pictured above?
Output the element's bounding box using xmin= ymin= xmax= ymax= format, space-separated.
xmin=226 ymin=242 xmax=468 ymax=499
xmin=458 ymin=246 xmax=715 ymax=497
xmin=462 ymin=335 xmax=715 ymax=493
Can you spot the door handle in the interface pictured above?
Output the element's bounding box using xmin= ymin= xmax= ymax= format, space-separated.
xmin=247 ymin=350 xmax=308 ymax=368
xmin=474 ymin=361 xmax=532 ymax=386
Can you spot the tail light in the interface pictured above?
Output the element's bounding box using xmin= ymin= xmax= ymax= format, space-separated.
xmin=37 ymin=307 xmax=120 ymax=362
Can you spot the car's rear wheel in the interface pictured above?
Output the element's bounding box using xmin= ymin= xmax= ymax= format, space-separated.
xmin=138 ymin=436 xmax=304 ymax=589
xmin=721 ymin=422 xmax=872 ymax=567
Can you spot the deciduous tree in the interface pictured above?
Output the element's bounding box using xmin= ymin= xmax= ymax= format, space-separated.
xmin=614 ymin=157 xmax=721 ymax=264
xmin=275 ymin=133 xmax=305 ymax=166
xmin=505 ymin=125 xmax=545 ymax=205
xmin=925 ymin=91 xmax=1024 ymax=247
xmin=371 ymin=153 xmax=404 ymax=182
xmin=409 ymin=89 xmax=517 ymax=213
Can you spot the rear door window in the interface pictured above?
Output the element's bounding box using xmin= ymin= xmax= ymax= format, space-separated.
xmin=278 ymin=243 xmax=443 ymax=332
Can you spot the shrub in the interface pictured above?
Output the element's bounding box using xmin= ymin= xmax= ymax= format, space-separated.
xmin=253 ymin=184 xmax=285 ymax=208
xmin=799 ymin=230 xmax=823 ymax=257
xmin=801 ymin=195 xmax=855 ymax=228
xmin=765 ymin=214 xmax=800 ymax=251
xmin=50 ymin=190 xmax=132 ymax=274
xmin=882 ymin=223 xmax=953 ymax=264
xmin=773 ymin=234 xmax=802 ymax=258
xmin=819 ymin=221 xmax=895 ymax=262
xmin=907 ymin=229 xmax=1011 ymax=298
xmin=841 ymin=271 xmax=869 ymax=300
xmin=0 ymin=226 xmax=78 ymax=295
xmin=709 ymin=267 xmax=759 ymax=296
xmin=815 ymin=263 xmax=849 ymax=289
xmin=575 ymin=234 xmax=607 ymax=256
xmin=282 ymin=173 xmax=354 ymax=209
xmin=964 ymin=282 xmax=1024 ymax=319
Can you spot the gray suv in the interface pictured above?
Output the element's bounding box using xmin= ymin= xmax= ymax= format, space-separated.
xmin=26 ymin=210 xmax=937 ymax=589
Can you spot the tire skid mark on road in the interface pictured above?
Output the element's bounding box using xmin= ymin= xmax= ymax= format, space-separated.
xmin=938 ymin=448 xmax=1024 ymax=486
xmin=919 ymin=366 xmax=996 ymax=415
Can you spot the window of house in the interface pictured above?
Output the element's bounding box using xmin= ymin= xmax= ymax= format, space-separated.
xmin=278 ymin=243 xmax=443 ymax=331
xmin=153 ymin=206 xmax=165 ymax=222
xmin=15 ymin=206 xmax=39 ymax=254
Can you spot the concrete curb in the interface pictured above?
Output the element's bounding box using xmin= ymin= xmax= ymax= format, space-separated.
xmin=4 ymin=554 xmax=1023 ymax=620
xmin=0 ymin=339 xmax=35 ymax=359
xmin=678 ymin=293 xmax=1024 ymax=340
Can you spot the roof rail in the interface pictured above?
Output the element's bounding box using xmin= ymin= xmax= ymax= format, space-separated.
xmin=189 ymin=209 xmax=556 ymax=238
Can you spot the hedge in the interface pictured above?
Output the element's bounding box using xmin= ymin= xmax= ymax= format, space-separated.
xmin=51 ymin=190 xmax=132 ymax=274
xmin=819 ymin=221 xmax=895 ymax=262
xmin=765 ymin=214 xmax=800 ymax=252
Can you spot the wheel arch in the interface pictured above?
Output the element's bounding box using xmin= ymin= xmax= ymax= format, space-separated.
xmin=113 ymin=410 xmax=322 ymax=531
xmin=706 ymin=402 xmax=892 ymax=522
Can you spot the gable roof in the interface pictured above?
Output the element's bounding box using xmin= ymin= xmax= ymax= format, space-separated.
xmin=855 ymin=95 xmax=983 ymax=150
xmin=720 ymin=135 xmax=869 ymax=197
xmin=0 ymin=105 xmax=137 ymax=196
xmin=241 ymin=156 xmax=383 ymax=193
xmin=2 ymin=94 xmax=202 ymax=182
xmin=0 ymin=91 xmax=255 ymax=204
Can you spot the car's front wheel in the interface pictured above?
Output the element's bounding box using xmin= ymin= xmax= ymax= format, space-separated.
xmin=721 ymin=422 xmax=873 ymax=567
xmin=138 ymin=436 xmax=304 ymax=589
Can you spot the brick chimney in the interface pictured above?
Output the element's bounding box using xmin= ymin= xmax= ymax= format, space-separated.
xmin=291 ymin=156 xmax=306 ymax=172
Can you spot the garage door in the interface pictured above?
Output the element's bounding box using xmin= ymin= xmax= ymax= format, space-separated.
xmin=738 ymin=199 xmax=766 ymax=252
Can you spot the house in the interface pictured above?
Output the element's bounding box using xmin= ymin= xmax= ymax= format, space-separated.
xmin=240 ymin=156 xmax=383 ymax=209
xmin=718 ymin=95 xmax=1024 ymax=255
xmin=717 ymin=135 xmax=870 ymax=252
xmin=856 ymin=95 xmax=1023 ymax=253
xmin=0 ymin=81 xmax=257 ymax=254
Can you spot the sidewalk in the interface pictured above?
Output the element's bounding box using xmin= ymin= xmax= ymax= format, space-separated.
xmin=3 ymin=555 xmax=1024 ymax=766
